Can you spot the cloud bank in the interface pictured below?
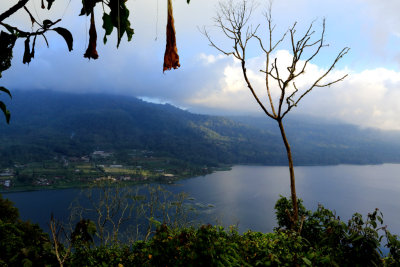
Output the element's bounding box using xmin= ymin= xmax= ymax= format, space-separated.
xmin=1 ymin=1 xmax=400 ymax=130
xmin=187 ymin=51 xmax=400 ymax=131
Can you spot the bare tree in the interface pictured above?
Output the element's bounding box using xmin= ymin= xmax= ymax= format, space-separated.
xmin=49 ymin=214 xmax=72 ymax=267
xmin=203 ymin=0 xmax=349 ymax=227
xmin=70 ymin=180 xmax=137 ymax=245
xmin=70 ymin=181 xmax=195 ymax=244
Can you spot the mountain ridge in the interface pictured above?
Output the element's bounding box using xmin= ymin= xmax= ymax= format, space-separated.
xmin=1 ymin=90 xmax=400 ymax=167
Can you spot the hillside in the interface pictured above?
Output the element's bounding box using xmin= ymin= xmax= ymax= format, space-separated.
xmin=1 ymin=90 xmax=400 ymax=167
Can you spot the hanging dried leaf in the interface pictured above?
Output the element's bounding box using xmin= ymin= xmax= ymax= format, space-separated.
xmin=163 ymin=0 xmax=180 ymax=72
xmin=84 ymin=12 xmax=99 ymax=60
xmin=23 ymin=37 xmax=33 ymax=64
xmin=46 ymin=0 xmax=55 ymax=10
xmin=31 ymin=35 xmax=37 ymax=59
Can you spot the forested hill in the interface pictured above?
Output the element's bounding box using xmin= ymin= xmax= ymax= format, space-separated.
xmin=1 ymin=90 xmax=400 ymax=167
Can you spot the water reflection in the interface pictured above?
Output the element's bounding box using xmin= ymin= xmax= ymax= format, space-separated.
xmin=4 ymin=164 xmax=400 ymax=235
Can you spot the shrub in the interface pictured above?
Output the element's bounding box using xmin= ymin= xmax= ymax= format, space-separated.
xmin=275 ymin=195 xmax=400 ymax=266
xmin=0 ymin=194 xmax=56 ymax=266
xmin=1 ymin=193 xmax=400 ymax=266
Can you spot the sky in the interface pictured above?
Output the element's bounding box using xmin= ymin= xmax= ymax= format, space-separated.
xmin=1 ymin=0 xmax=400 ymax=130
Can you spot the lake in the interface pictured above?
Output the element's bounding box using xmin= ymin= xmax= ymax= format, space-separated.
xmin=3 ymin=164 xmax=400 ymax=235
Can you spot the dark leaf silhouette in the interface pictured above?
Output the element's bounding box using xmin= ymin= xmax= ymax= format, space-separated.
xmin=80 ymin=0 xmax=100 ymax=16
xmin=163 ymin=0 xmax=180 ymax=72
xmin=0 ymin=87 xmax=12 ymax=98
xmin=0 ymin=101 xmax=10 ymax=124
xmin=0 ymin=86 xmax=11 ymax=124
xmin=0 ymin=31 xmax=17 ymax=78
xmin=41 ymin=0 xmax=45 ymax=9
xmin=102 ymin=13 xmax=113 ymax=44
xmin=71 ymin=219 xmax=96 ymax=245
xmin=84 ymin=12 xmax=99 ymax=59
xmin=53 ymin=27 xmax=73 ymax=51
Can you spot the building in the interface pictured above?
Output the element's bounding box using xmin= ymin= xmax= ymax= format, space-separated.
xmin=3 ymin=180 xmax=11 ymax=187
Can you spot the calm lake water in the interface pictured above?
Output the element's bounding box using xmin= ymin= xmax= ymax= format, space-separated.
xmin=4 ymin=164 xmax=400 ymax=235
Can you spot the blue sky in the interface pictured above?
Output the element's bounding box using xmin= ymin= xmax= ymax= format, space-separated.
xmin=1 ymin=0 xmax=400 ymax=130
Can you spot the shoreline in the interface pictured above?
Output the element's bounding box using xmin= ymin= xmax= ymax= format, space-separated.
xmin=3 ymin=161 xmax=398 ymax=194
xmin=1 ymin=165 xmax=232 ymax=194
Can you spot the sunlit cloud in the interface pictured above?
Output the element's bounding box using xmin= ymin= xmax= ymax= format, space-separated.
xmin=188 ymin=51 xmax=400 ymax=130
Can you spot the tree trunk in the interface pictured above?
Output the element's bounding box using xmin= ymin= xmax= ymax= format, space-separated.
xmin=277 ymin=118 xmax=298 ymax=226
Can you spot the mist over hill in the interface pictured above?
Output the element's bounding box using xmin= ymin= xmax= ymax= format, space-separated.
xmin=1 ymin=90 xmax=400 ymax=167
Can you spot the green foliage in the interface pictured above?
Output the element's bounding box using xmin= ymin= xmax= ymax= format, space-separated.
xmin=274 ymin=195 xmax=310 ymax=230
xmin=71 ymin=244 xmax=136 ymax=266
xmin=0 ymin=91 xmax=284 ymax=167
xmin=385 ymin=231 xmax=400 ymax=265
xmin=103 ymin=0 xmax=134 ymax=47
xmin=102 ymin=13 xmax=114 ymax=43
xmin=71 ymin=219 xmax=97 ymax=247
xmin=1 ymin=193 xmax=400 ymax=265
xmin=65 ymin=203 xmax=400 ymax=266
xmin=0 ymin=194 xmax=56 ymax=266
xmin=69 ymin=224 xmax=293 ymax=266
xmin=80 ymin=0 xmax=134 ymax=47
xmin=0 ymin=194 xmax=19 ymax=223
xmin=4 ymin=91 xmax=400 ymax=169
xmin=80 ymin=0 xmax=101 ymax=16
xmin=275 ymin=196 xmax=400 ymax=266
xmin=0 ymin=99 xmax=11 ymax=124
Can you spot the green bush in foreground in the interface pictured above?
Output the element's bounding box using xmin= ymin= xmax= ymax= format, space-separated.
xmin=0 ymin=195 xmax=56 ymax=266
xmin=69 ymin=196 xmax=400 ymax=266
xmin=1 ymin=194 xmax=400 ymax=266
xmin=275 ymin=196 xmax=400 ymax=266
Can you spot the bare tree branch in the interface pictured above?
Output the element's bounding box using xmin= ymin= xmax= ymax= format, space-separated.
xmin=205 ymin=0 xmax=349 ymax=227
xmin=0 ymin=19 xmax=61 ymax=37
xmin=241 ymin=59 xmax=276 ymax=119
xmin=282 ymin=46 xmax=350 ymax=118
xmin=0 ymin=0 xmax=29 ymax=23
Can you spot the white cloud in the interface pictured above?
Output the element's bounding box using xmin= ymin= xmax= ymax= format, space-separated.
xmin=198 ymin=53 xmax=225 ymax=65
xmin=188 ymin=51 xmax=400 ymax=130
xmin=2 ymin=0 xmax=400 ymax=131
xmin=352 ymin=0 xmax=400 ymax=63
xmin=315 ymin=67 xmax=400 ymax=130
